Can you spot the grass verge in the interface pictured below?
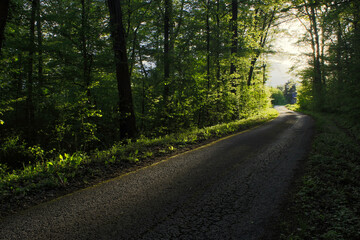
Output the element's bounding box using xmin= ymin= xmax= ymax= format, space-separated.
xmin=0 ymin=108 xmax=278 ymax=218
xmin=275 ymin=107 xmax=360 ymax=240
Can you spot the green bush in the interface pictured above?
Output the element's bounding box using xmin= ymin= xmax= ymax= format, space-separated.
xmin=0 ymin=136 xmax=31 ymax=169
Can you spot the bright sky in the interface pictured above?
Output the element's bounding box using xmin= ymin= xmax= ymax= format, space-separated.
xmin=267 ymin=18 xmax=308 ymax=87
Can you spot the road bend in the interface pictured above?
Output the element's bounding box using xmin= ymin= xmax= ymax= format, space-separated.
xmin=0 ymin=106 xmax=314 ymax=240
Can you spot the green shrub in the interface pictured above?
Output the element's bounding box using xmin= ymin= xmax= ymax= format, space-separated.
xmin=0 ymin=136 xmax=31 ymax=169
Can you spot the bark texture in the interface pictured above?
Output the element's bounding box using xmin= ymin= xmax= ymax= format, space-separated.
xmin=107 ymin=0 xmax=136 ymax=138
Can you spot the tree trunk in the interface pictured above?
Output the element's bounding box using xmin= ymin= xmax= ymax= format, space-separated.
xmin=262 ymin=62 xmax=266 ymax=84
xmin=303 ymin=0 xmax=322 ymax=110
xmin=336 ymin=17 xmax=342 ymax=85
xmin=27 ymin=0 xmax=36 ymax=140
xmin=215 ymin=0 xmax=221 ymax=86
xmin=247 ymin=59 xmax=256 ymax=86
xmin=198 ymin=0 xmax=212 ymax=128
xmin=352 ymin=0 xmax=360 ymax=84
xmin=206 ymin=0 xmax=211 ymax=92
xmin=36 ymin=0 xmax=43 ymax=89
xmin=309 ymin=3 xmax=323 ymax=110
xmin=139 ymin=46 xmax=148 ymax=131
xmin=107 ymin=0 xmax=136 ymax=138
xmin=247 ymin=10 xmax=275 ymax=86
xmin=15 ymin=53 xmax=24 ymax=126
xmin=230 ymin=0 xmax=238 ymax=76
xmin=81 ymin=0 xmax=92 ymax=102
xmin=0 ymin=0 xmax=10 ymax=55
xmin=163 ymin=0 xmax=172 ymax=105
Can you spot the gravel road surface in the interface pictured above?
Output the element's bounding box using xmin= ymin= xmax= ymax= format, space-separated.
xmin=0 ymin=106 xmax=314 ymax=240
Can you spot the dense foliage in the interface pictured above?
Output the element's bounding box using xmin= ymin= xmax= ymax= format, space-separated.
xmin=0 ymin=0 xmax=285 ymax=170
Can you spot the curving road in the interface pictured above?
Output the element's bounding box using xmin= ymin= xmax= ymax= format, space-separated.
xmin=0 ymin=106 xmax=314 ymax=240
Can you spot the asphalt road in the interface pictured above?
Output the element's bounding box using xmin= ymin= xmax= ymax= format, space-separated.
xmin=0 ymin=106 xmax=314 ymax=240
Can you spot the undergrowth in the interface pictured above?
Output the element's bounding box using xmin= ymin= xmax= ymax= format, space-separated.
xmin=277 ymin=109 xmax=360 ymax=240
xmin=0 ymin=108 xmax=278 ymax=216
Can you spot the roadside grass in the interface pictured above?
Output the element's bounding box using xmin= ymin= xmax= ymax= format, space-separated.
xmin=0 ymin=108 xmax=278 ymax=217
xmin=277 ymin=106 xmax=360 ymax=240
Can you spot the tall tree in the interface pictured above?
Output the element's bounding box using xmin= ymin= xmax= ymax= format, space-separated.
xmin=295 ymin=0 xmax=323 ymax=109
xmin=26 ymin=0 xmax=37 ymax=140
xmin=230 ymin=0 xmax=238 ymax=76
xmin=81 ymin=0 xmax=92 ymax=102
xmin=247 ymin=7 xmax=276 ymax=86
xmin=107 ymin=0 xmax=136 ymax=138
xmin=352 ymin=0 xmax=360 ymax=84
xmin=215 ymin=0 xmax=221 ymax=85
xmin=163 ymin=0 xmax=172 ymax=107
xmin=35 ymin=0 xmax=43 ymax=89
xmin=308 ymin=0 xmax=322 ymax=109
xmin=206 ymin=0 xmax=211 ymax=92
xmin=0 ymin=0 xmax=10 ymax=55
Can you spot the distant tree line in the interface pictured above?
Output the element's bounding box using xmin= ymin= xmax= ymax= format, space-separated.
xmin=270 ymin=80 xmax=297 ymax=105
